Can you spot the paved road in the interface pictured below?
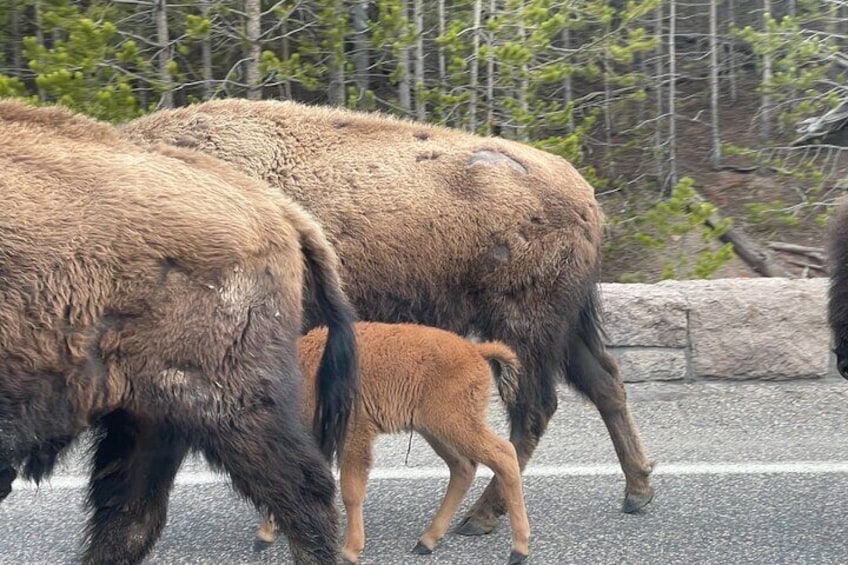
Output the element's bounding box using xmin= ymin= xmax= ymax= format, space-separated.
xmin=4 ymin=380 xmax=848 ymax=564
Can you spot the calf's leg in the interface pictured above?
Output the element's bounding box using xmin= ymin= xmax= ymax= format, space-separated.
xmin=458 ymin=352 xmax=557 ymax=536
xmin=456 ymin=426 xmax=530 ymax=564
xmin=337 ymin=424 xmax=376 ymax=564
xmin=82 ymin=410 xmax=188 ymax=565
xmin=413 ymin=433 xmax=477 ymax=554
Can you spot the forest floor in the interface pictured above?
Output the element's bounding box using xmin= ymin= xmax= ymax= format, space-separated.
xmin=595 ymin=77 xmax=847 ymax=283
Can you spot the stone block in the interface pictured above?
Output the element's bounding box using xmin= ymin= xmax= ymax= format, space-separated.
xmin=600 ymin=281 xmax=689 ymax=348
xmin=686 ymin=278 xmax=830 ymax=380
xmin=610 ymin=347 xmax=688 ymax=382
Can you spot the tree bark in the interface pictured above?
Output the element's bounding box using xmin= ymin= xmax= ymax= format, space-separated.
xmin=200 ymin=0 xmax=214 ymax=100
xmin=468 ymin=0 xmax=483 ymax=132
xmin=352 ymin=0 xmax=370 ymax=105
xmin=726 ymin=0 xmax=737 ymax=103
xmin=561 ymin=23 xmax=574 ymax=133
xmin=654 ymin=1 xmax=664 ymax=188
xmin=485 ymin=0 xmax=497 ymax=134
xmin=516 ymin=0 xmax=528 ymax=141
xmin=397 ymin=0 xmax=411 ymax=113
xmin=437 ymin=0 xmax=446 ymax=87
xmin=10 ymin=0 xmax=22 ymax=75
xmin=667 ymin=0 xmax=678 ymax=189
xmin=155 ymin=0 xmax=174 ymax=107
xmin=767 ymin=241 xmax=826 ymax=263
xmin=327 ymin=0 xmax=346 ymax=106
xmin=760 ymin=0 xmax=773 ymax=143
xmin=413 ymin=0 xmax=425 ymax=121
xmin=709 ymin=0 xmax=721 ymax=168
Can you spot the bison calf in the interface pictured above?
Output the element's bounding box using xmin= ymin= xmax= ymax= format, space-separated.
xmin=0 ymin=101 xmax=358 ymax=565
xmin=256 ymin=322 xmax=530 ymax=564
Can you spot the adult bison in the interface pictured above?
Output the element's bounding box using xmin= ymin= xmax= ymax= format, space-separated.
xmin=0 ymin=100 xmax=358 ymax=565
xmin=122 ymin=99 xmax=655 ymax=534
xmin=828 ymin=199 xmax=848 ymax=378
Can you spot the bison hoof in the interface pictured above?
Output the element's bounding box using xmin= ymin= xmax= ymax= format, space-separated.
xmin=508 ymin=550 xmax=529 ymax=564
xmin=622 ymin=488 xmax=655 ymax=514
xmin=411 ymin=541 xmax=433 ymax=555
xmin=252 ymin=538 xmax=274 ymax=552
xmin=455 ymin=514 xmax=497 ymax=536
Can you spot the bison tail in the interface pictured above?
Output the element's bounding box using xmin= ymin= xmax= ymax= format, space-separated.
xmin=289 ymin=208 xmax=359 ymax=464
xmin=566 ymin=282 xmax=618 ymax=382
xmin=476 ymin=341 xmax=521 ymax=411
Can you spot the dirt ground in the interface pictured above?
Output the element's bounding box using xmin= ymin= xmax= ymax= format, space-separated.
xmin=595 ymin=76 xmax=845 ymax=283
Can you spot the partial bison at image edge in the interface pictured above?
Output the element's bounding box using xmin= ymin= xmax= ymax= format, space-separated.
xmin=0 ymin=100 xmax=358 ymax=565
xmin=121 ymin=98 xmax=656 ymax=533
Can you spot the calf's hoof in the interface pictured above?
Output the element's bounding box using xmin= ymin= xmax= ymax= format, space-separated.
xmin=508 ymin=550 xmax=529 ymax=564
xmin=622 ymin=487 xmax=655 ymax=514
xmin=455 ymin=513 xmax=498 ymax=536
xmin=411 ymin=541 xmax=433 ymax=555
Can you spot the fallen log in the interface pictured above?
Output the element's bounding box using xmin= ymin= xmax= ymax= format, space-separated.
xmin=689 ymin=189 xmax=794 ymax=278
xmin=767 ymin=241 xmax=827 ymax=264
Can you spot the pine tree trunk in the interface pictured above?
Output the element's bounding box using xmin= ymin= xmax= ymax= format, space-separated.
xmin=468 ymin=0 xmax=483 ymax=132
xmin=517 ymin=0 xmax=528 ymax=141
xmin=654 ymin=1 xmax=664 ymax=187
xmin=281 ymin=15 xmax=292 ymax=99
xmin=561 ymin=24 xmax=574 ymax=133
xmin=352 ymin=0 xmax=370 ymax=105
xmin=437 ymin=0 xmax=446 ymax=87
xmin=726 ymin=0 xmax=737 ymax=103
xmin=34 ymin=0 xmax=46 ymax=101
xmin=760 ymin=0 xmax=772 ymax=143
xmin=486 ymin=0 xmax=497 ymax=134
xmin=200 ymin=0 xmax=214 ymax=100
xmin=397 ymin=0 xmax=412 ymax=113
xmin=10 ymin=0 xmax=22 ymax=75
xmin=413 ymin=0 xmax=426 ymax=121
xmin=327 ymin=0 xmax=346 ymax=106
xmin=668 ymin=0 xmax=677 ymax=188
xmin=155 ymin=0 xmax=174 ymax=107
xmin=709 ymin=0 xmax=721 ymax=168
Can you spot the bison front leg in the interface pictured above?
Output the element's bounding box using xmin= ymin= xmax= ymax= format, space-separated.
xmin=82 ymin=410 xmax=188 ymax=565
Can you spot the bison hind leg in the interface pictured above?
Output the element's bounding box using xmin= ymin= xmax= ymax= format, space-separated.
xmin=20 ymin=435 xmax=75 ymax=485
xmin=0 ymin=463 xmax=15 ymax=503
xmin=82 ymin=411 xmax=188 ymax=565
xmin=200 ymin=403 xmax=340 ymax=565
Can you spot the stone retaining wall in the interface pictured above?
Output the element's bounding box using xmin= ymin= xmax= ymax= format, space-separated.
xmin=599 ymin=278 xmax=840 ymax=382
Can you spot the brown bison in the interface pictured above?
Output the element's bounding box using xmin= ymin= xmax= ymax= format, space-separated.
xmin=0 ymin=100 xmax=358 ymax=565
xmin=255 ymin=322 xmax=529 ymax=564
xmin=121 ymin=98 xmax=655 ymax=535
xmin=828 ymin=199 xmax=848 ymax=378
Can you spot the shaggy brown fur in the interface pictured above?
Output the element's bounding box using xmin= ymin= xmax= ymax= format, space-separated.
xmin=121 ymin=99 xmax=655 ymax=533
xmin=255 ymin=322 xmax=529 ymax=564
xmin=828 ymin=198 xmax=848 ymax=378
xmin=0 ymin=100 xmax=359 ymax=565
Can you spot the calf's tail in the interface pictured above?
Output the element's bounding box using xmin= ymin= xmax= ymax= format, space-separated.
xmin=475 ymin=340 xmax=521 ymax=412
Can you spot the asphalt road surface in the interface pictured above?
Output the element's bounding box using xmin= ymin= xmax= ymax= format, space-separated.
xmin=4 ymin=380 xmax=848 ymax=565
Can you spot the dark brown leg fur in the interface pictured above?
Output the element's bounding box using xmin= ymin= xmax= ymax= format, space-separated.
xmin=83 ymin=411 xmax=188 ymax=565
xmin=0 ymin=463 xmax=15 ymax=503
xmin=204 ymin=404 xmax=340 ymax=565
